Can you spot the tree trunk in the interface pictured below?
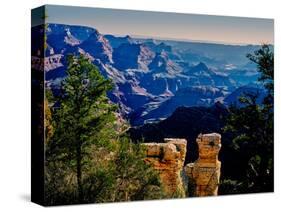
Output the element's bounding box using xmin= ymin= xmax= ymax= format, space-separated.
xmin=76 ymin=143 xmax=83 ymax=202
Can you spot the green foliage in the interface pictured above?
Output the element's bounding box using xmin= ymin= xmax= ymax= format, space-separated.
xmin=44 ymin=98 xmax=53 ymax=144
xmin=46 ymin=54 xmax=116 ymax=203
xmin=112 ymin=137 xmax=165 ymax=201
xmin=223 ymin=44 xmax=273 ymax=193
xmin=247 ymin=44 xmax=273 ymax=94
xmin=45 ymin=54 xmax=164 ymax=205
xmin=219 ymin=179 xmax=245 ymax=195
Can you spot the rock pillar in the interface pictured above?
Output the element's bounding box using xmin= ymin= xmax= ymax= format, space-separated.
xmin=185 ymin=133 xmax=221 ymax=196
xmin=143 ymin=138 xmax=187 ymax=197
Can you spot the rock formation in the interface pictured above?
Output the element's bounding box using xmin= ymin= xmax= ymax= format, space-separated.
xmin=185 ymin=133 xmax=221 ymax=196
xmin=32 ymin=54 xmax=63 ymax=72
xmin=143 ymin=138 xmax=187 ymax=197
xmin=143 ymin=134 xmax=222 ymax=198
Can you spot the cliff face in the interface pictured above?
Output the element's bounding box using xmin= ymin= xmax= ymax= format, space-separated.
xmin=143 ymin=138 xmax=187 ymax=197
xmin=33 ymin=24 xmax=262 ymax=127
xmin=143 ymin=133 xmax=222 ymax=197
xmin=185 ymin=133 xmax=221 ymax=196
xmin=32 ymin=54 xmax=64 ymax=72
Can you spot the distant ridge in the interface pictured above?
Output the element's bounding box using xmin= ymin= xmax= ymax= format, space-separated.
xmin=32 ymin=23 xmax=263 ymax=126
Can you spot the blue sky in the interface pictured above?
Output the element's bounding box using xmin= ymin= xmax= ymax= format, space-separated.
xmin=33 ymin=5 xmax=274 ymax=45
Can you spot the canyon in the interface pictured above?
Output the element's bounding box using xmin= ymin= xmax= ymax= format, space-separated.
xmin=31 ymin=23 xmax=264 ymax=126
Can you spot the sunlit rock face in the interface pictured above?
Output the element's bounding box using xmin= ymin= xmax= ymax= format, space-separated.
xmin=143 ymin=138 xmax=187 ymax=197
xmin=143 ymin=134 xmax=222 ymax=197
xmin=185 ymin=133 xmax=221 ymax=196
xmin=32 ymin=23 xmax=264 ymax=126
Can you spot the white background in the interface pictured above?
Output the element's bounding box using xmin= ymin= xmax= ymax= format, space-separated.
xmin=0 ymin=0 xmax=280 ymax=211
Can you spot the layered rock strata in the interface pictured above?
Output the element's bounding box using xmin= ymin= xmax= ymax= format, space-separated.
xmin=185 ymin=133 xmax=221 ymax=196
xmin=143 ymin=138 xmax=187 ymax=197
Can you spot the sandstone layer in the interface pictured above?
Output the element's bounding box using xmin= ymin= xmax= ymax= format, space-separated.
xmin=143 ymin=138 xmax=187 ymax=197
xmin=185 ymin=133 xmax=221 ymax=196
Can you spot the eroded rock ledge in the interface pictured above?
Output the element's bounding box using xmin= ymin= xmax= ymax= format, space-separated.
xmin=186 ymin=133 xmax=221 ymax=196
xmin=143 ymin=133 xmax=222 ymax=197
xmin=143 ymin=138 xmax=187 ymax=197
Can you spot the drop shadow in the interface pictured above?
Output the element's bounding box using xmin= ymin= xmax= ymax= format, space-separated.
xmin=19 ymin=194 xmax=30 ymax=202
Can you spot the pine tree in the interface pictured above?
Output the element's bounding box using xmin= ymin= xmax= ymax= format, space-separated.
xmin=223 ymin=44 xmax=273 ymax=193
xmin=112 ymin=136 xmax=164 ymax=201
xmin=45 ymin=54 xmax=164 ymax=205
xmin=46 ymin=54 xmax=117 ymax=203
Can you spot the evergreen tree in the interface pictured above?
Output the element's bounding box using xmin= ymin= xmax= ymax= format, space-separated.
xmin=111 ymin=137 xmax=165 ymax=201
xmin=223 ymin=44 xmax=273 ymax=193
xmin=82 ymin=137 xmax=165 ymax=203
xmin=45 ymin=54 xmax=165 ymax=205
xmin=46 ymin=54 xmax=117 ymax=203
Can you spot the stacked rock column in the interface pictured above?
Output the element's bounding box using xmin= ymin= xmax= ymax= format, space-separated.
xmin=185 ymin=133 xmax=222 ymax=196
xmin=143 ymin=138 xmax=187 ymax=198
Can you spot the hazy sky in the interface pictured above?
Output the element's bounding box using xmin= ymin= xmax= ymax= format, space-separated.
xmin=35 ymin=5 xmax=274 ymax=45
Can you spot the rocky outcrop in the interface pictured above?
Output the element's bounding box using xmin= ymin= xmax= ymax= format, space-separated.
xmin=143 ymin=138 xmax=187 ymax=197
xmin=185 ymin=133 xmax=221 ymax=196
xmin=31 ymin=54 xmax=63 ymax=72
xmin=64 ymin=28 xmax=81 ymax=46
xmin=148 ymin=51 xmax=181 ymax=74
xmin=143 ymin=133 xmax=221 ymax=198
xmin=80 ymin=30 xmax=113 ymax=64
